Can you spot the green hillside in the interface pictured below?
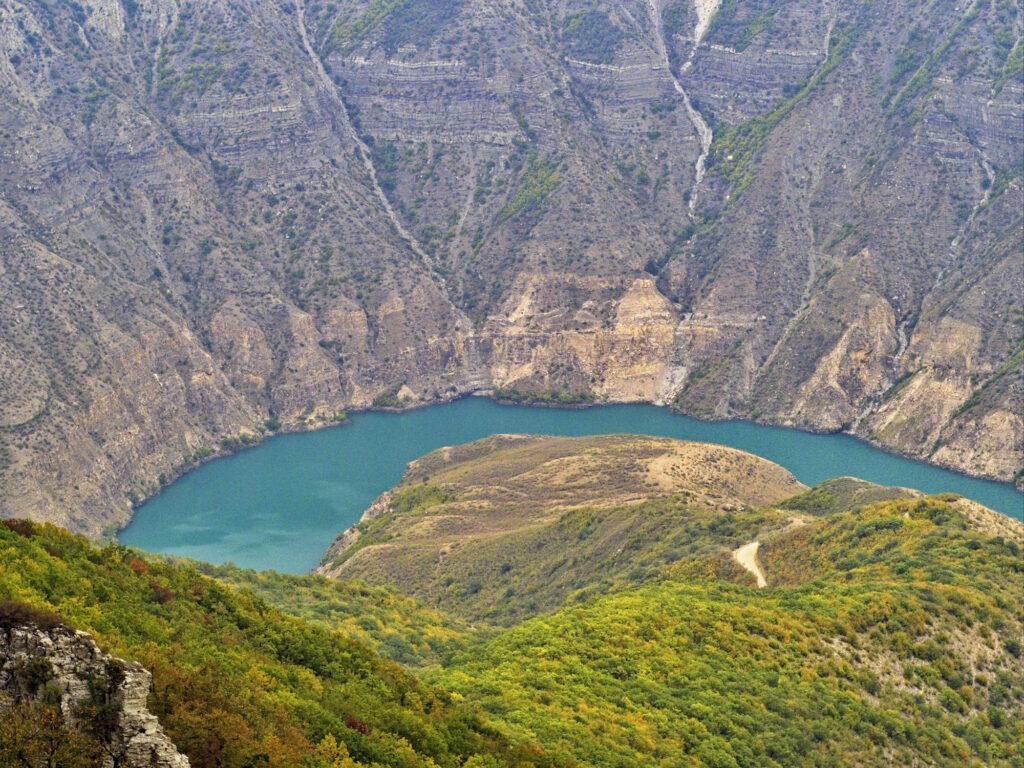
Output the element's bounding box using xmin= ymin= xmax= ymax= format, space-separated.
xmin=0 ymin=519 xmax=552 ymax=768
xmin=1 ymin=436 xmax=1022 ymax=767
xmin=318 ymin=435 xmax=806 ymax=624
xmin=433 ymin=497 xmax=1024 ymax=767
xmin=202 ymin=565 xmax=475 ymax=669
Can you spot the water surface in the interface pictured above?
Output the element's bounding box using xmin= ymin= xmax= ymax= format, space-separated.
xmin=121 ymin=398 xmax=1024 ymax=572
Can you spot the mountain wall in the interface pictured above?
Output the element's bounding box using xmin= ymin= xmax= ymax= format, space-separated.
xmin=0 ymin=0 xmax=1020 ymax=534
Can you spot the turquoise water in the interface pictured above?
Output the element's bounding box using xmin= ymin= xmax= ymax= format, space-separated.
xmin=120 ymin=397 xmax=1024 ymax=572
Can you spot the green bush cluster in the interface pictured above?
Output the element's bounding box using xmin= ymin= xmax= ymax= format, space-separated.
xmin=491 ymin=387 xmax=593 ymax=406
xmin=497 ymin=153 xmax=561 ymax=228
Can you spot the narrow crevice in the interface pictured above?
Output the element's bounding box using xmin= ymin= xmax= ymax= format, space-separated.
xmin=646 ymin=0 xmax=717 ymax=213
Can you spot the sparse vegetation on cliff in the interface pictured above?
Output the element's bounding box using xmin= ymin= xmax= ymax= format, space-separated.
xmin=491 ymin=387 xmax=595 ymax=406
xmin=561 ymin=11 xmax=625 ymax=64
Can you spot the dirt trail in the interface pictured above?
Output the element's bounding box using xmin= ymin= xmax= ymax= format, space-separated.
xmin=733 ymin=541 xmax=767 ymax=588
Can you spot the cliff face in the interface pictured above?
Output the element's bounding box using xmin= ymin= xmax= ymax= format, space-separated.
xmin=0 ymin=0 xmax=1021 ymax=533
xmin=0 ymin=612 xmax=188 ymax=767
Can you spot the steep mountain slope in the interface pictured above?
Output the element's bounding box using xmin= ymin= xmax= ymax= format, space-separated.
xmin=0 ymin=0 xmax=1021 ymax=534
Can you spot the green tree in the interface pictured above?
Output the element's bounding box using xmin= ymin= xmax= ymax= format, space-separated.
xmin=0 ymin=700 xmax=103 ymax=768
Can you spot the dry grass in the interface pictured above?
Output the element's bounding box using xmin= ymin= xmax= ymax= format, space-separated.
xmin=322 ymin=435 xmax=805 ymax=622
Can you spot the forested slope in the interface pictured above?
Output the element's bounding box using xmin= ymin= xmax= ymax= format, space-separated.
xmin=1 ymin=445 xmax=1021 ymax=765
xmin=0 ymin=519 xmax=553 ymax=768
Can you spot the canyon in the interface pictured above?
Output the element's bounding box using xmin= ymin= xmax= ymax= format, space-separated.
xmin=0 ymin=0 xmax=1021 ymax=535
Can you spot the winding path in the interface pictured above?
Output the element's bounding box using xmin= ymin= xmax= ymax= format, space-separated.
xmin=733 ymin=541 xmax=767 ymax=588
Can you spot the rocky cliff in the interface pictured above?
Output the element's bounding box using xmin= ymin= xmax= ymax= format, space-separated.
xmin=0 ymin=604 xmax=188 ymax=767
xmin=0 ymin=0 xmax=1020 ymax=534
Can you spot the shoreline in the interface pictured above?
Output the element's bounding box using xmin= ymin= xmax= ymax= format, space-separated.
xmin=117 ymin=390 xmax=1024 ymax=542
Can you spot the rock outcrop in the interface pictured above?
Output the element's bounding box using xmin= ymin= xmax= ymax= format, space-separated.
xmin=0 ymin=612 xmax=189 ymax=768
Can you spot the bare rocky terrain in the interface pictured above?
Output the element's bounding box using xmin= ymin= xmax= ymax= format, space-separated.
xmin=0 ymin=604 xmax=189 ymax=767
xmin=0 ymin=0 xmax=1021 ymax=534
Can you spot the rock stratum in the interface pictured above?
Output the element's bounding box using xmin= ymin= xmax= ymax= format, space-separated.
xmin=0 ymin=0 xmax=1021 ymax=533
xmin=0 ymin=603 xmax=188 ymax=767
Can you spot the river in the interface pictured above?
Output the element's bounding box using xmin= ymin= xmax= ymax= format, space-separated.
xmin=120 ymin=397 xmax=1024 ymax=572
